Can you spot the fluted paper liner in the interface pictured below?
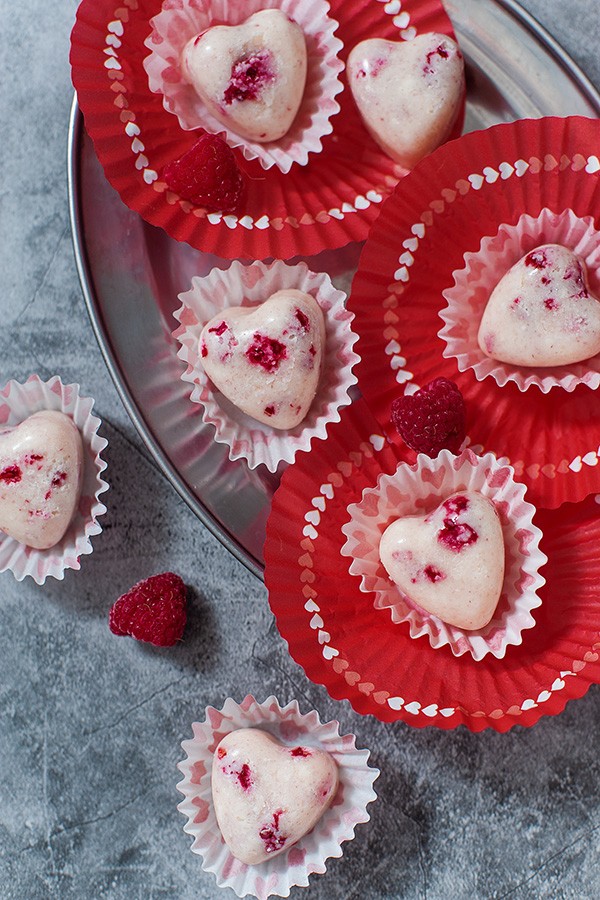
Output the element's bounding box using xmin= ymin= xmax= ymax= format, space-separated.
xmin=440 ymin=208 xmax=600 ymax=392
xmin=348 ymin=116 xmax=600 ymax=509
xmin=173 ymin=259 xmax=359 ymax=472
xmin=0 ymin=376 xmax=109 ymax=584
xmin=144 ymin=0 xmax=344 ymax=174
xmin=340 ymin=449 xmax=546 ymax=661
xmin=264 ymin=398 xmax=600 ymax=732
xmin=70 ymin=0 xmax=460 ymax=258
xmin=176 ymin=694 xmax=378 ymax=899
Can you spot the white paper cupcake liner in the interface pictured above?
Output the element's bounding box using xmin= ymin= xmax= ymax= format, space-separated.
xmin=340 ymin=449 xmax=546 ymax=661
xmin=144 ymin=0 xmax=344 ymax=174
xmin=176 ymin=694 xmax=378 ymax=899
xmin=0 ymin=375 xmax=109 ymax=584
xmin=439 ymin=208 xmax=600 ymax=393
xmin=173 ymin=259 xmax=359 ymax=472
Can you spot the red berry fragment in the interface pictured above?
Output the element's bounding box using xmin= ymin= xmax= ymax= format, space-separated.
xmin=391 ymin=377 xmax=466 ymax=457
xmin=163 ymin=134 xmax=246 ymax=214
xmin=109 ymin=572 xmax=187 ymax=647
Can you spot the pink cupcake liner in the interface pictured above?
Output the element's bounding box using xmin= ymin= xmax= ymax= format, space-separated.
xmin=439 ymin=208 xmax=600 ymax=393
xmin=176 ymin=694 xmax=378 ymax=899
xmin=144 ymin=0 xmax=344 ymax=174
xmin=173 ymin=259 xmax=359 ymax=472
xmin=0 ymin=375 xmax=109 ymax=584
xmin=340 ymin=449 xmax=546 ymax=661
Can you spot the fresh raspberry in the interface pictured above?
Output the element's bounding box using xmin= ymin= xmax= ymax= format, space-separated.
xmin=391 ymin=377 xmax=466 ymax=457
xmin=109 ymin=572 xmax=187 ymax=647
xmin=163 ymin=134 xmax=246 ymax=214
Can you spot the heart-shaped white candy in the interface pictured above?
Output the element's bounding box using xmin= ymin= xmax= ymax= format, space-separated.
xmin=182 ymin=9 xmax=307 ymax=143
xmin=212 ymin=728 xmax=338 ymax=865
xmin=200 ymin=289 xmax=325 ymax=430
xmin=478 ymin=244 xmax=600 ymax=366
xmin=347 ymin=33 xmax=464 ymax=168
xmin=379 ymin=491 xmax=504 ymax=631
xmin=0 ymin=411 xmax=83 ymax=550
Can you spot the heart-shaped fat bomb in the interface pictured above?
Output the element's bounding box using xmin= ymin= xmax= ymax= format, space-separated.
xmin=478 ymin=243 xmax=600 ymax=367
xmin=181 ymin=9 xmax=307 ymax=143
xmin=212 ymin=728 xmax=338 ymax=865
xmin=347 ymin=33 xmax=464 ymax=169
xmin=0 ymin=411 xmax=83 ymax=550
xmin=200 ymin=289 xmax=325 ymax=430
xmin=379 ymin=491 xmax=505 ymax=631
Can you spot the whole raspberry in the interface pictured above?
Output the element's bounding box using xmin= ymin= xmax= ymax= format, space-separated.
xmin=109 ymin=572 xmax=187 ymax=647
xmin=163 ymin=134 xmax=246 ymax=214
xmin=391 ymin=377 xmax=466 ymax=457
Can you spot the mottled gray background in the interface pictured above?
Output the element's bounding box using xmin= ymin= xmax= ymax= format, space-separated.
xmin=1 ymin=1 xmax=600 ymax=898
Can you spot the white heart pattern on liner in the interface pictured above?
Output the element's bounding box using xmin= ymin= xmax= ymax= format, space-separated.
xmin=211 ymin=728 xmax=338 ymax=865
xmin=181 ymin=9 xmax=307 ymax=143
xmin=200 ymin=289 xmax=325 ymax=430
xmin=0 ymin=411 xmax=83 ymax=550
xmin=347 ymin=33 xmax=464 ymax=169
xmin=478 ymin=244 xmax=600 ymax=366
xmin=379 ymin=491 xmax=505 ymax=631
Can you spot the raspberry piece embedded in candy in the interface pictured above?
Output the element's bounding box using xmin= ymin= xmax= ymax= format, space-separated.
xmin=391 ymin=377 xmax=466 ymax=457
xmin=163 ymin=134 xmax=246 ymax=214
xmin=108 ymin=572 xmax=187 ymax=647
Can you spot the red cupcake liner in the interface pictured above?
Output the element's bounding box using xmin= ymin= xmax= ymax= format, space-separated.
xmin=264 ymin=398 xmax=600 ymax=732
xmin=347 ymin=116 xmax=600 ymax=509
xmin=70 ymin=0 xmax=461 ymax=260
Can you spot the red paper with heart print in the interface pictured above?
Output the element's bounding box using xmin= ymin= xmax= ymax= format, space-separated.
xmin=348 ymin=117 xmax=600 ymax=509
xmin=69 ymin=0 xmax=463 ymax=260
xmin=264 ymin=398 xmax=600 ymax=733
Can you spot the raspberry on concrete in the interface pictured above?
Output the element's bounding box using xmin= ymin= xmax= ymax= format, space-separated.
xmin=109 ymin=572 xmax=187 ymax=647
xmin=391 ymin=377 xmax=466 ymax=457
xmin=163 ymin=134 xmax=246 ymax=214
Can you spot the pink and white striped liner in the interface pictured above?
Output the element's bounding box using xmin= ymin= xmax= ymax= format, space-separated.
xmin=144 ymin=0 xmax=344 ymax=174
xmin=340 ymin=449 xmax=546 ymax=661
xmin=0 ymin=375 xmax=109 ymax=584
xmin=177 ymin=694 xmax=378 ymax=899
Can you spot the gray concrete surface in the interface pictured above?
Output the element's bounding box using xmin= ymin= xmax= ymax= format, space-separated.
xmin=1 ymin=0 xmax=599 ymax=898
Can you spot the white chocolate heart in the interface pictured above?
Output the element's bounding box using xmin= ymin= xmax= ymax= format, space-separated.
xmin=379 ymin=491 xmax=504 ymax=631
xmin=478 ymin=243 xmax=600 ymax=366
xmin=347 ymin=33 xmax=464 ymax=169
xmin=181 ymin=9 xmax=307 ymax=143
xmin=0 ymin=411 xmax=84 ymax=550
xmin=212 ymin=728 xmax=338 ymax=865
xmin=200 ymin=289 xmax=325 ymax=430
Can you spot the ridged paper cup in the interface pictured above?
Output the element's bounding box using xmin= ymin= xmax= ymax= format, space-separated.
xmin=173 ymin=259 xmax=359 ymax=472
xmin=0 ymin=375 xmax=109 ymax=584
xmin=439 ymin=208 xmax=600 ymax=393
xmin=143 ymin=0 xmax=344 ymax=174
xmin=340 ymin=449 xmax=546 ymax=661
xmin=176 ymin=694 xmax=378 ymax=899
xmin=264 ymin=398 xmax=600 ymax=732
xmin=348 ymin=116 xmax=600 ymax=509
xmin=70 ymin=0 xmax=460 ymax=258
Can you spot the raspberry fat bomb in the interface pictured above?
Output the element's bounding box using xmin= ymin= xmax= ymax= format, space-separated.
xmin=478 ymin=243 xmax=600 ymax=367
xmin=181 ymin=9 xmax=307 ymax=143
xmin=211 ymin=728 xmax=338 ymax=865
xmin=199 ymin=289 xmax=326 ymax=430
xmin=347 ymin=33 xmax=464 ymax=169
xmin=379 ymin=490 xmax=505 ymax=631
xmin=0 ymin=411 xmax=83 ymax=550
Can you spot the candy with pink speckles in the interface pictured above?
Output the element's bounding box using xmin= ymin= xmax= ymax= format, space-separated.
xmin=347 ymin=33 xmax=464 ymax=169
xmin=478 ymin=243 xmax=600 ymax=366
xmin=211 ymin=728 xmax=338 ymax=865
xmin=379 ymin=490 xmax=504 ymax=631
xmin=200 ymin=289 xmax=325 ymax=430
xmin=181 ymin=9 xmax=307 ymax=143
xmin=0 ymin=411 xmax=83 ymax=549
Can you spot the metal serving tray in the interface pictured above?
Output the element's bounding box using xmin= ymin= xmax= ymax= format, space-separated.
xmin=68 ymin=0 xmax=600 ymax=580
